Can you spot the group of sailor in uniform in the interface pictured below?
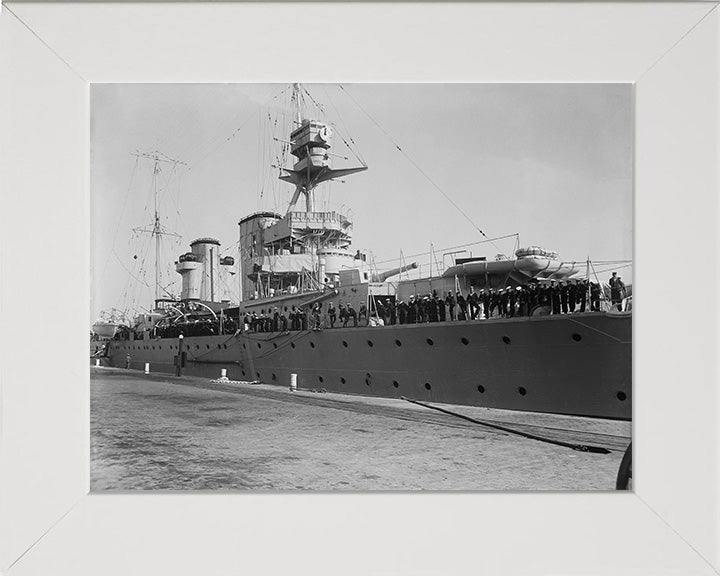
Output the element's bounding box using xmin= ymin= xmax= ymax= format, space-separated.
xmin=240 ymin=273 xmax=627 ymax=332
xmin=127 ymin=267 xmax=629 ymax=338
xmin=385 ymin=279 xmax=601 ymax=326
xmin=114 ymin=271 xmax=628 ymax=339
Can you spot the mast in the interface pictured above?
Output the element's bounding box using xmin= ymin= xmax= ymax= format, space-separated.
xmin=293 ymin=83 xmax=302 ymax=126
xmin=153 ymin=159 xmax=161 ymax=302
xmin=132 ymin=150 xmax=186 ymax=305
xmin=280 ymin=84 xmax=367 ymax=214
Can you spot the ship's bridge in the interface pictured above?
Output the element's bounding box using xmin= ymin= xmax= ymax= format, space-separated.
xmin=263 ymin=210 xmax=352 ymax=245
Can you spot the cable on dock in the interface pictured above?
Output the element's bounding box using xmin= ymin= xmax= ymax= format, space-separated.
xmin=400 ymin=396 xmax=611 ymax=454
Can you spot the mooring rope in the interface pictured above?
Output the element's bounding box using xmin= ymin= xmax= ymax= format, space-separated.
xmin=401 ymin=396 xmax=611 ymax=454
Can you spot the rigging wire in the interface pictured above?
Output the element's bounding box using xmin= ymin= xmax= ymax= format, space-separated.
xmin=189 ymin=86 xmax=289 ymax=170
xmin=99 ymin=156 xmax=139 ymax=286
xmin=373 ymin=233 xmax=519 ymax=267
xmin=338 ymin=84 xmax=508 ymax=258
xmin=586 ymin=262 xmax=633 ymax=278
xmin=193 ymin=108 xmax=261 ymax=171
xmin=320 ymin=84 xmax=367 ymax=166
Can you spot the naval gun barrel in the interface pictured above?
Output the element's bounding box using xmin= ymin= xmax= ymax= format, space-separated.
xmin=372 ymin=262 xmax=418 ymax=282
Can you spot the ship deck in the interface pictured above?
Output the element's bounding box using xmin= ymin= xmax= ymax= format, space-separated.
xmin=91 ymin=367 xmax=631 ymax=491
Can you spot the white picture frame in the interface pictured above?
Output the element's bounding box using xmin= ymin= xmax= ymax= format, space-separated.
xmin=1 ymin=2 xmax=718 ymax=574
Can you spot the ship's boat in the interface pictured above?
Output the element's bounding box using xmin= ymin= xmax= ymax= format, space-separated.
xmin=95 ymin=84 xmax=632 ymax=420
xmin=92 ymin=322 xmax=121 ymax=339
xmin=442 ymin=253 xmax=578 ymax=283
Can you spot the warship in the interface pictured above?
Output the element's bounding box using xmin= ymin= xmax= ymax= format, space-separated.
xmin=94 ymin=84 xmax=632 ymax=420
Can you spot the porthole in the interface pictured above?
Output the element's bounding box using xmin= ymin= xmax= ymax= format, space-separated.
xmin=518 ymin=387 xmax=527 ymax=396
xmin=617 ymin=391 xmax=627 ymax=401
xmin=477 ymin=385 xmax=485 ymax=393
xmin=256 ymin=372 xmax=261 ymax=379
xmin=341 ymin=377 xmax=346 ymax=384
xmin=342 ymin=341 xmax=348 ymax=348
xmin=502 ymin=336 xmax=511 ymax=344
xmin=571 ymin=333 xmax=582 ymax=342
xmin=217 ymin=344 xmax=221 ymax=349
xmin=152 ymin=346 xmax=155 ymax=350
xmin=393 ymin=380 xmax=399 ymax=388
xmin=426 ymin=338 xmax=434 ymax=346
xmin=242 ymin=343 xmax=246 ymax=349
xmin=367 ymin=340 xmax=374 ymax=347
xmin=319 ymin=376 xmax=324 ymax=383
xmin=241 ymin=370 xmax=246 ymax=376
xmin=223 ymin=344 xmax=227 ymax=349
xmin=425 ymin=382 xmax=432 ymax=390
xmin=257 ymin=343 xmax=261 ymax=349
xmin=273 ymin=343 xmax=277 ymax=349
xmin=207 ymin=344 xmax=210 ymax=349
xmin=310 ymin=342 xmax=315 ymax=348
xmin=395 ymin=339 xmax=402 ymax=347
xmin=461 ymin=337 xmax=469 ymax=345
xmin=291 ymin=342 xmax=296 ymax=349
xmin=196 ymin=345 xmax=200 ymax=350
xmin=272 ymin=373 xmax=277 ymax=381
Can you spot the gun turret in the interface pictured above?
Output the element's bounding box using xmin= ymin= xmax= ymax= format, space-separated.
xmin=372 ymin=262 xmax=418 ymax=282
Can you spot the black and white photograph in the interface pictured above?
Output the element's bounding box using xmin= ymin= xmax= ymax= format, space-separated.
xmin=7 ymin=2 xmax=720 ymax=573
xmin=90 ymin=83 xmax=632 ymax=491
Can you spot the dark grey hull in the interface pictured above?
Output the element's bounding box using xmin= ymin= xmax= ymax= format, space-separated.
xmin=99 ymin=312 xmax=632 ymax=420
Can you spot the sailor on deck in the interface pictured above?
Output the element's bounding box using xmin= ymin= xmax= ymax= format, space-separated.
xmin=397 ymin=300 xmax=408 ymax=324
xmin=550 ymin=282 xmax=561 ymax=315
xmin=388 ymin=299 xmax=397 ymax=325
xmin=445 ymin=291 xmax=456 ymax=321
xmin=328 ymin=302 xmax=337 ymax=328
xmin=467 ymin=287 xmax=479 ymax=320
xmin=609 ymin=272 xmax=626 ymax=311
xmin=568 ymin=281 xmax=578 ymax=313
xmin=560 ymin=281 xmax=569 ymax=314
xmin=346 ymin=303 xmax=358 ymax=327
xmin=577 ymin=280 xmax=588 ymax=312
xmin=339 ymin=304 xmax=348 ymax=327
xmin=480 ymin=289 xmax=490 ymax=319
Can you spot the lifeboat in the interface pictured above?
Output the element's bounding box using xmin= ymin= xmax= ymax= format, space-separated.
xmin=443 ymin=246 xmax=577 ymax=281
xmin=91 ymin=322 xmax=121 ymax=338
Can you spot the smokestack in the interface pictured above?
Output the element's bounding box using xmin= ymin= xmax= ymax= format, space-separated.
xmin=176 ymin=237 xmax=221 ymax=301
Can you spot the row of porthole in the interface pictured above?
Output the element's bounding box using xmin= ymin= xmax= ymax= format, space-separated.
xmin=241 ymin=372 xmax=626 ymax=402
xmin=118 ymin=345 xmax=165 ymax=351
xmin=195 ymin=343 xmax=230 ymax=350
xmin=244 ymin=342 xmax=280 ymax=350
xmin=117 ymin=343 xmax=229 ymax=351
xmin=265 ymin=333 xmax=584 ymax=351
xmin=119 ymin=332 xmax=585 ymax=353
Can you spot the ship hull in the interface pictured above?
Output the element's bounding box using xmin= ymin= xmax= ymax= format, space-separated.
xmin=99 ymin=312 xmax=631 ymax=420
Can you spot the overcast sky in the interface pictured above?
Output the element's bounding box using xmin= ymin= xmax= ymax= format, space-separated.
xmin=91 ymin=83 xmax=632 ymax=320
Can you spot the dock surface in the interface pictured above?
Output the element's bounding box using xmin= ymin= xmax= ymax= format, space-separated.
xmin=91 ymin=367 xmax=631 ymax=491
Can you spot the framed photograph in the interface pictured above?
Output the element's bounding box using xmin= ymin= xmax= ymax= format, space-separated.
xmin=1 ymin=2 xmax=718 ymax=574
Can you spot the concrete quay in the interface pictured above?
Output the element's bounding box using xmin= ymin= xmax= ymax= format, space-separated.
xmin=91 ymin=367 xmax=631 ymax=491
